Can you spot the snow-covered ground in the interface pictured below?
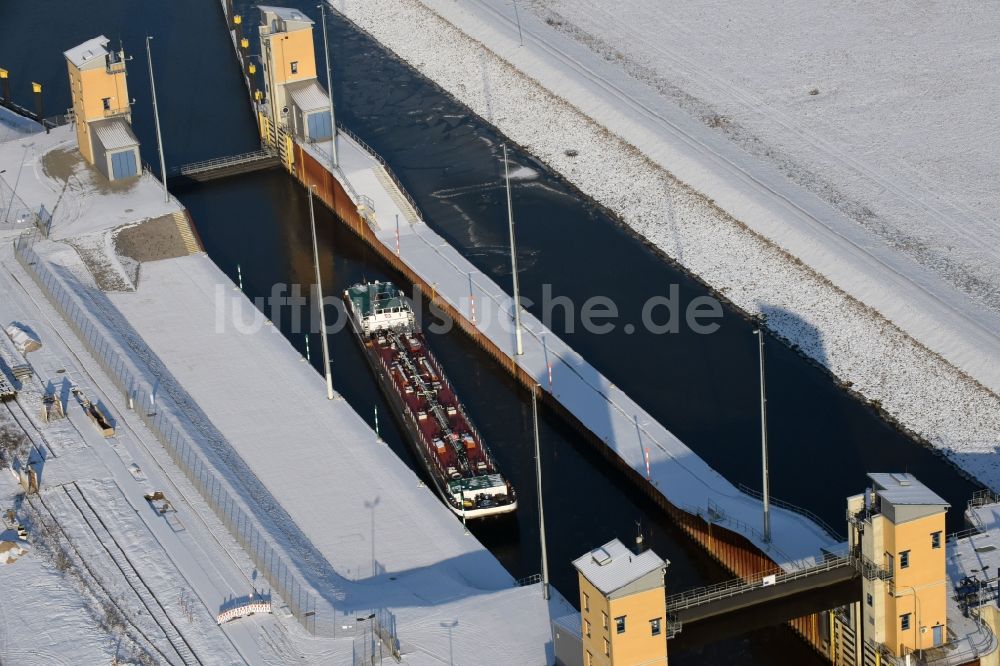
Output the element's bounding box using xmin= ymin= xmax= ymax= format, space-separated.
xmin=0 ymin=124 xmax=177 ymax=241
xmin=0 ymin=491 xmax=117 ymax=666
xmin=333 ymin=0 xmax=1000 ymax=492
xmin=0 ymin=250 xmax=275 ymax=664
xmin=527 ymin=0 xmax=1000 ymax=313
xmin=0 ymin=105 xmax=40 ymax=141
xmin=0 ymin=118 xmax=567 ymax=663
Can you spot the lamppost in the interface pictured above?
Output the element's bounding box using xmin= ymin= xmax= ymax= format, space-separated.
xmin=3 ymin=143 xmax=31 ymax=225
xmin=308 ymin=185 xmax=336 ymax=400
xmin=146 ymin=36 xmax=169 ymax=202
xmin=532 ymin=384 xmax=549 ymax=600
xmin=753 ymin=325 xmax=771 ymax=543
xmin=317 ymin=2 xmax=338 ymax=168
xmin=503 ymin=144 xmax=524 ymax=355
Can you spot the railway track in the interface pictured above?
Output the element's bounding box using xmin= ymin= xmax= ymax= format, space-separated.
xmin=28 ymin=492 xmax=180 ymax=665
xmin=60 ymin=483 xmax=202 ymax=666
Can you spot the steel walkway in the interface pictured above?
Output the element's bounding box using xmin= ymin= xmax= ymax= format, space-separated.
xmin=168 ymin=148 xmax=280 ymax=183
xmin=668 ymin=554 xmax=859 ymax=628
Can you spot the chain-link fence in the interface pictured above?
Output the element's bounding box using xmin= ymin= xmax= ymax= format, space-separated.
xmin=13 ymin=233 xmax=326 ymax=634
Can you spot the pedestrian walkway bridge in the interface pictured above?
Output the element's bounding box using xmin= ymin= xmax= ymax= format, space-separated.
xmin=168 ymin=148 xmax=280 ymax=183
xmin=667 ymin=553 xmax=859 ymax=635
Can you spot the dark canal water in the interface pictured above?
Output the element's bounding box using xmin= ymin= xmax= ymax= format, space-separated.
xmin=1 ymin=2 xmax=979 ymax=664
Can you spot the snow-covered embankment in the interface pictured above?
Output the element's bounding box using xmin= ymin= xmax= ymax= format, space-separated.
xmin=334 ymin=0 xmax=1000 ymax=489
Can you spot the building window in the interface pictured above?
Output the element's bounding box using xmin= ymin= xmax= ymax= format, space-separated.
xmin=602 ymin=612 xmax=608 ymax=629
xmin=932 ymin=531 xmax=942 ymax=549
xmin=866 ymin=593 xmax=873 ymax=606
xmin=900 ymin=550 xmax=910 ymax=569
xmin=584 ymin=620 xmax=591 ymax=638
xmin=102 ymin=97 xmax=111 ymax=111
xmin=585 ymin=651 xmax=593 ymax=666
xmin=615 ymin=616 xmax=626 ymax=634
xmin=603 ymin=638 xmax=610 ymax=656
xmin=583 ymin=593 xmax=589 ymax=613
xmin=290 ymin=60 xmax=298 ymax=74
xmin=650 ymin=618 xmax=662 ymax=636
xmin=901 ymin=613 xmax=911 ymax=631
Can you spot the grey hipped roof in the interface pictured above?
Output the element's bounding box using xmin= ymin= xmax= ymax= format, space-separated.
xmin=91 ymin=118 xmax=139 ymax=152
xmin=869 ymin=473 xmax=949 ymax=507
xmin=258 ymin=5 xmax=314 ymax=25
xmin=572 ymin=539 xmax=666 ymax=595
xmin=285 ymin=79 xmax=329 ymax=114
xmin=64 ymin=36 xmax=110 ymax=68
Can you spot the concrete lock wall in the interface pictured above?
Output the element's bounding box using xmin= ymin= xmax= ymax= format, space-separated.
xmin=289 ymin=142 xmax=837 ymax=660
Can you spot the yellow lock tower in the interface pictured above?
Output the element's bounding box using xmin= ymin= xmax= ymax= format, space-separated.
xmin=64 ymin=36 xmax=141 ymax=181
xmin=573 ymin=539 xmax=669 ymax=666
xmin=258 ymin=5 xmax=333 ymax=161
xmin=847 ymin=473 xmax=949 ymax=657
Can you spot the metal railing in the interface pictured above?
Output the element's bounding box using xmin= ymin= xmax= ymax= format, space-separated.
xmin=515 ymin=573 xmax=542 ymax=587
xmin=969 ymin=488 xmax=1000 ymax=510
xmin=855 ymin=554 xmax=893 ymax=582
xmin=335 ymin=122 xmax=424 ymax=221
xmin=170 ymin=148 xmax=277 ymax=177
xmin=0 ymin=99 xmax=72 ymax=133
xmin=667 ymin=553 xmax=853 ymax=612
xmin=948 ymin=526 xmax=983 ymax=543
xmin=738 ymin=483 xmax=845 ymax=541
xmin=679 ymin=500 xmax=804 ymax=570
xmin=664 ymin=613 xmax=682 ymax=639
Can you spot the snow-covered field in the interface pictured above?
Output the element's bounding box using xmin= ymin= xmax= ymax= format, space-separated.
xmin=334 ymin=0 xmax=1000 ymax=491
xmin=527 ymin=0 xmax=1000 ymax=313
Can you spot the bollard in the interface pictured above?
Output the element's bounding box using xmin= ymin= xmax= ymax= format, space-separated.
xmin=31 ymin=82 xmax=46 ymax=133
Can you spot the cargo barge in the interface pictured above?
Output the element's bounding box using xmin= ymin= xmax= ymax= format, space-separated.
xmin=344 ymin=281 xmax=517 ymax=520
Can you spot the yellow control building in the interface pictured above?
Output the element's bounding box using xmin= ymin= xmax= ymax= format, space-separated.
xmin=572 ymin=539 xmax=669 ymax=666
xmin=847 ymin=473 xmax=949 ymax=657
xmin=64 ymin=36 xmax=141 ymax=181
xmin=258 ymin=5 xmax=332 ymax=160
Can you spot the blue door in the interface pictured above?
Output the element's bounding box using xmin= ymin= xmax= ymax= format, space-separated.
xmin=306 ymin=112 xmax=332 ymax=141
xmin=111 ymin=150 xmax=137 ymax=179
xmin=932 ymin=624 xmax=943 ymax=646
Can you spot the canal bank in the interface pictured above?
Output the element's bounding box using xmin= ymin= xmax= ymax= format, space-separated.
xmin=0 ymin=1 xmax=984 ymax=663
xmin=231 ymin=4 xmax=972 ymax=661
xmin=176 ymin=168 xmax=832 ymax=665
xmin=333 ymin=0 xmax=1000 ymax=496
xmin=217 ymin=0 xmax=976 ymax=660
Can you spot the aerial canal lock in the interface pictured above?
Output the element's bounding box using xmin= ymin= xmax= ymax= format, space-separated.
xmin=0 ymin=1 xmax=990 ymax=663
xmin=197 ymin=3 xmax=1000 ymax=665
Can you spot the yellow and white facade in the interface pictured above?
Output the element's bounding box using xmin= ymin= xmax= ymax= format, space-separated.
xmin=64 ymin=36 xmax=141 ymax=181
xmin=572 ymin=539 xmax=669 ymax=666
xmin=847 ymin=473 xmax=949 ymax=658
xmin=258 ymin=4 xmax=333 ymax=167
